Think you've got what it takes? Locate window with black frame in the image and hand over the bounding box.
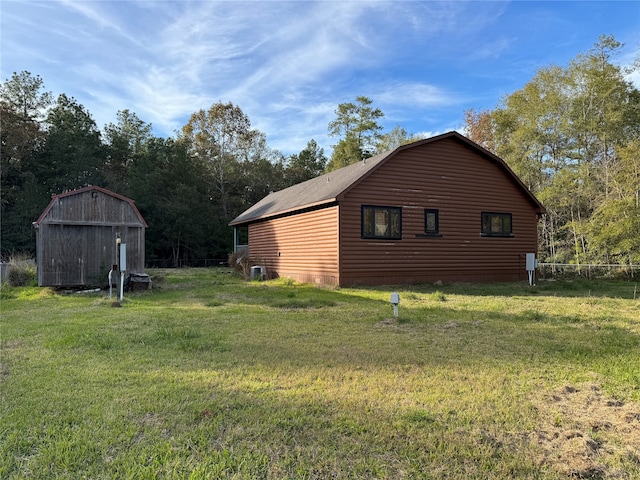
[361,205,402,240]
[481,212,512,236]
[424,209,439,235]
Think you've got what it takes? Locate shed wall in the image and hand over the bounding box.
[36,224,145,287]
[248,206,339,285]
[338,137,540,285]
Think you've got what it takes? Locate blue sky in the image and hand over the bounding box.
[2,1,639,156]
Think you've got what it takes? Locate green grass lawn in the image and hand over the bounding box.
[1,269,639,479]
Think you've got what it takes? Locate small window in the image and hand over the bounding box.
[424,209,439,235]
[481,212,512,236]
[362,205,402,240]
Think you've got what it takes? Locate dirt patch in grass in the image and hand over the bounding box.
[532,383,640,478]
[0,362,9,381]
[438,320,484,329]
[379,317,400,325]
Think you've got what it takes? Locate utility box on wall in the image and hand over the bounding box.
[525,253,537,271]
[119,243,127,272]
[525,253,537,286]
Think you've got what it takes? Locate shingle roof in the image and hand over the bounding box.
[229,131,545,226]
[229,149,389,225]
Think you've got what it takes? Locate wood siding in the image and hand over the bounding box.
[337,137,540,285]
[248,206,339,285]
[35,188,146,287]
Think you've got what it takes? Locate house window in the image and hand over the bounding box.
[362,205,402,239]
[424,209,439,235]
[481,212,512,236]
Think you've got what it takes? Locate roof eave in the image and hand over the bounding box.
[229,198,338,226]
[445,132,546,214]
[229,130,546,225]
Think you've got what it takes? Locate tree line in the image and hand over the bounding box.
[464,35,640,267]
[0,74,413,265]
[2,35,638,267]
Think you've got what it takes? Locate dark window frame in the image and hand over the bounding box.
[481,212,513,237]
[361,205,402,240]
[424,208,440,235]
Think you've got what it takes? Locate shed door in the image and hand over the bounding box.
[40,225,114,287]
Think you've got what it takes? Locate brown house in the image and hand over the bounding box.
[34,186,147,287]
[230,131,545,286]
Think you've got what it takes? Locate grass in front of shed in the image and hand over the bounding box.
[1,270,639,479]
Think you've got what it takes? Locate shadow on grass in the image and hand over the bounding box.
[22,268,637,376]
[97,271,640,373]
[105,284,639,378]
[362,278,640,300]
[3,269,639,479]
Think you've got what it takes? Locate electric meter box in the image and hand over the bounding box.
[120,243,127,272]
[525,253,537,271]
[390,292,400,305]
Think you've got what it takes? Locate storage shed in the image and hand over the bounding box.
[230,131,545,286]
[34,186,147,287]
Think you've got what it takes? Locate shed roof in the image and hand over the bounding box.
[230,131,545,226]
[34,185,148,227]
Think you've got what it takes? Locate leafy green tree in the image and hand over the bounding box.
[325,135,363,171]
[567,36,638,197]
[0,71,52,121]
[0,71,53,254]
[38,94,105,195]
[376,125,424,153]
[181,102,260,220]
[102,109,152,194]
[127,137,216,265]
[286,139,327,184]
[180,102,290,258]
[234,131,287,214]
[586,141,640,264]
[326,96,384,170]
[464,35,640,265]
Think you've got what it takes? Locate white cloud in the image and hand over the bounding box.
[376,82,462,108]
[627,69,640,89]
[3,0,638,157]
[58,0,143,47]
[620,48,640,89]
[123,1,402,144]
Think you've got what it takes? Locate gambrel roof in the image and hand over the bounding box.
[229,131,545,226]
[34,185,148,227]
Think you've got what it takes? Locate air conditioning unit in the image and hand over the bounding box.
[250,265,266,281]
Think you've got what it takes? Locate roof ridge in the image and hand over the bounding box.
[229,131,544,226]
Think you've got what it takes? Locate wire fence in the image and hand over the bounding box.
[538,263,640,280]
[145,259,640,280]
[146,258,229,269]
